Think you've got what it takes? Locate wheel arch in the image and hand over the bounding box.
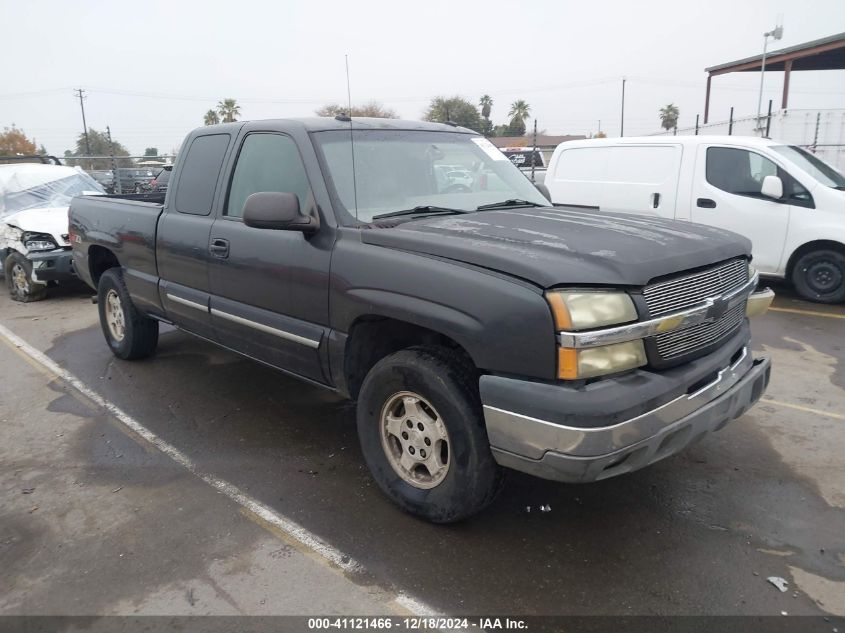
[88,245,121,287]
[342,315,477,401]
[785,239,845,280]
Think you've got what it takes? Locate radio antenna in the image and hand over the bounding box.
[345,54,358,218]
[345,54,353,116]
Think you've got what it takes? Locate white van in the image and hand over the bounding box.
[545,136,845,303]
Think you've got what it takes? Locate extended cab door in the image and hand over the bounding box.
[156,132,233,339]
[690,144,811,274]
[207,130,331,383]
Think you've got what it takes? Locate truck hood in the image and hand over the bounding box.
[362,206,751,287]
[2,206,71,246]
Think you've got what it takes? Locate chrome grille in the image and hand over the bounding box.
[655,304,745,359]
[643,258,748,317]
[644,258,749,361]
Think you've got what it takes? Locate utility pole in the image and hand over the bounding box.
[530,119,538,183]
[74,88,91,157]
[756,23,783,131]
[620,77,626,137]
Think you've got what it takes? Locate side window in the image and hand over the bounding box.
[707,146,814,207]
[706,147,777,198]
[174,134,231,215]
[226,134,314,218]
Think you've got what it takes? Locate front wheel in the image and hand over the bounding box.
[97,268,159,359]
[4,252,47,302]
[356,346,503,523]
[791,249,845,304]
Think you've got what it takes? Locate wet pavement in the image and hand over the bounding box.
[1,279,843,616]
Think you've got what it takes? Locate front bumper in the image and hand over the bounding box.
[481,332,771,483]
[28,248,76,283]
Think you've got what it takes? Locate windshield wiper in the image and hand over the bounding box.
[476,199,547,211]
[372,205,471,220]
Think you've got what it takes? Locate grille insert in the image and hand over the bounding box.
[644,258,749,361]
[643,258,748,317]
[655,304,745,359]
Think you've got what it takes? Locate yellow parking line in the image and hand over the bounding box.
[762,397,845,421]
[769,307,845,320]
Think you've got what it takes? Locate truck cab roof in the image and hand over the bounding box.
[196,117,477,135]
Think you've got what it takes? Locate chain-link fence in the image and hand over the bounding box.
[650,109,845,171]
[60,155,175,194]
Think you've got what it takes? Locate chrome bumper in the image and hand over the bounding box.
[746,287,774,317]
[484,348,771,483]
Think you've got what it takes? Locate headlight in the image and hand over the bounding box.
[547,290,645,380]
[558,340,647,380]
[546,290,638,330]
[23,232,58,252]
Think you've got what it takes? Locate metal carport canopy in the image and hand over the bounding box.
[703,31,845,122]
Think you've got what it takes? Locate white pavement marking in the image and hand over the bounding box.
[0,321,439,616]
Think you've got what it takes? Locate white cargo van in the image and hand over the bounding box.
[546,136,845,303]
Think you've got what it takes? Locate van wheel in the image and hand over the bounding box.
[356,346,503,523]
[791,249,845,304]
[5,252,47,302]
[97,268,159,359]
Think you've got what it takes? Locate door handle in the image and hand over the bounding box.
[696,198,717,209]
[209,238,229,258]
[652,192,661,209]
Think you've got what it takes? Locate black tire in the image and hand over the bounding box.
[356,346,503,523]
[791,248,845,304]
[4,251,47,302]
[97,268,159,360]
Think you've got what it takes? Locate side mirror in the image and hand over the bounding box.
[761,175,783,200]
[534,182,551,203]
[242,192,318,232]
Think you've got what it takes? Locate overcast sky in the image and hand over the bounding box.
[2,0,844,156]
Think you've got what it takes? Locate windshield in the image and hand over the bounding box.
[1,171,105,216]
[313,130,549,223]
[771,145,845,190]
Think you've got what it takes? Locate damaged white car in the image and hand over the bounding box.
[1,163,104,301]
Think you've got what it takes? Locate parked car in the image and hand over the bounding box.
[545,136,845,303]
[1,163,104,301]
[116,168,156,193]
[88,169,115,194]
[149,165,172,194]
[69,118,773,522]
[500,146,547,184]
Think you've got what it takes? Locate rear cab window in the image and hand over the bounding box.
[174,134,231,215]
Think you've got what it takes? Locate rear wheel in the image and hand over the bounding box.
[97,268,159,359]
[791,249,845,304]
[356,346,503,523]
[4,252,47,302]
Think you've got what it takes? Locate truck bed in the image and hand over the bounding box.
[69,194,164,306]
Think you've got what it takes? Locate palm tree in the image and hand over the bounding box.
[659,103,680,133]
[216,98,241,123]
[479,95,494,136]
[479,95,493,120]
[203,109,220,126]
[507,100,531,136]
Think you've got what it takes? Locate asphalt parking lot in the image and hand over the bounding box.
[1,279,843,618]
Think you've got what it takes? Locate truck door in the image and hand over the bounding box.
[207,131,330,383]
[691,145,802,274]
[156,133,232,340]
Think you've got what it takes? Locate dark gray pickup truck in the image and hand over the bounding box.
[69,117,774,522]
